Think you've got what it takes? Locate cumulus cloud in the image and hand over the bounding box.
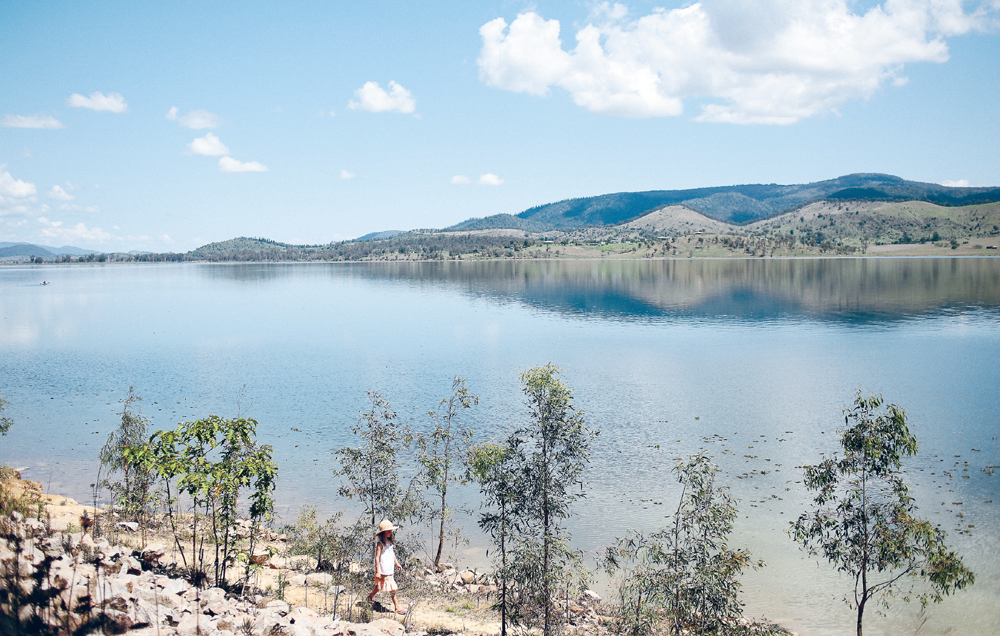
[0,168,37,198]
[340,169,356,179]
[450,175,472,185]
[348,81,416,113]
[478,1,994,123]
[218,156,269,173]
[48,185,75,201]
[67,92,128,113]
[187,133,230,156]
[2,114,65,129]
[38,219,112,242]
[166,106,222,129]
[478,173,504,186]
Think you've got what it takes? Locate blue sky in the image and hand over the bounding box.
[2,0,998,252]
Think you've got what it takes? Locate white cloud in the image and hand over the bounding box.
[166,106,222,129]
[57,204,100,212]
[187,133,230,156]
[66,91,128,113]
[2,114,65,129]
[0,168,37,198]
[941,179,970,187]
[39,220,112,242]
[348,81,416,113]
[451,175,472,185]
[340,169,356,179]
[218,156,269,173]
[17,148,34,158]
[48,185,75,201]
[478,1,994,123]
[478,173,504,186]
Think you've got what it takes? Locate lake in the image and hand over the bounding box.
[1,258,998,636]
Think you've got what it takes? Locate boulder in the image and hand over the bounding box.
[369,618,405,636]
[306,572,333,587]
[264,599,290,615]
[160,577,190,596]
[460,570,476,584]
[117,521,139,532]
[199,587,227,606]
[251,549,270,565]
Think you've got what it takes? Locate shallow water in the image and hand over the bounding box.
[1,258,998,635]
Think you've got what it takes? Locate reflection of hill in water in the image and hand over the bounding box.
[355,259,1000,323]
[199,259,1000,323]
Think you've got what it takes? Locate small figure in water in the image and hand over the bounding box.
[368,519,406,615]
[41,281,49,285]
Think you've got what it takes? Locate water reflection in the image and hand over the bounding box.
[197,258,1000,323]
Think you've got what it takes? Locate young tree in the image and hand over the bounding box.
[415,376,478,570]
[0,393,12,435]
[129,415,278,587]
[471,442,521,636]
[98,386,155,524]
[504,364,596,636]
[790,392,975,636]
[335,391,423,559]
[604,453,760,636]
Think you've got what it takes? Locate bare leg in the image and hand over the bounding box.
[392,590,404,614]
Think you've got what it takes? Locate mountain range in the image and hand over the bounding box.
[0,242,96,259]
[448,173,1000,230]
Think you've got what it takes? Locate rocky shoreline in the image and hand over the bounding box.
[1,474,610,636]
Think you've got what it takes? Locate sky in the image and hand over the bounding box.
[1,0,999,253]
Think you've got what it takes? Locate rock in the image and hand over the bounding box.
[200,587,227,606]
[466,584,480,594]
[306,572,333,587]
[437,562,454,572]
[369,618,406,636]
[460,570,476,584]
[264,599,290,615]
[346,623,388,636]
[141,542,166,558]
[289,573,308,586]
[160,577,190,596]
[582,589,601,603]
[251,549,270,565]
[203,600,229,616]
[117,521,139,532]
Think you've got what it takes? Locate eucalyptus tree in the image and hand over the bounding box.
[98,386,154,524]
[335,391,423,561]
[0,393,12,435]
[492,364,596,636]
[127,415,278,587]
[470,441,520,636]
[415,376,478,570]
[790,392,975,636]
[604,453,760,636]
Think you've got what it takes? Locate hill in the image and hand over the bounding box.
[0,244,56,259]
[448,173,1000,231]
[0,242,96,259]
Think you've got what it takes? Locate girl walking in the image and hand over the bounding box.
[368,519,406,615]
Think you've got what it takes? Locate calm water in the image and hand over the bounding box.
[2,258,999,636]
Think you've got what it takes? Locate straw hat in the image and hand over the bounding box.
[375,519,398,536]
